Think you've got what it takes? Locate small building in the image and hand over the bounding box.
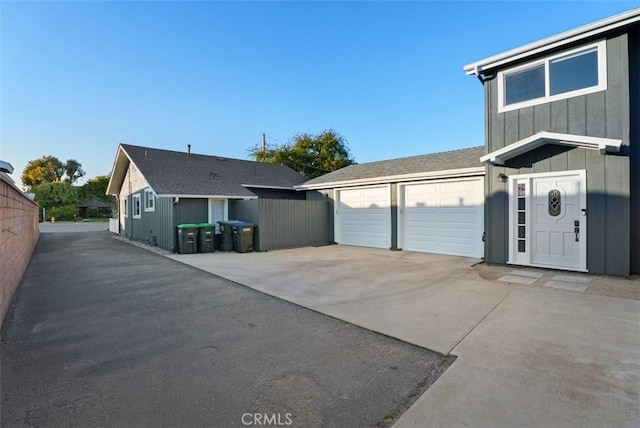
[298,147,487,259]
[77,196,113,219]
[464,9,639,275]
[106,144,308,252]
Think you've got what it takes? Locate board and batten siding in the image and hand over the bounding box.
[629,25,640,274]
[229,199,331,251]
[484,33,632,275]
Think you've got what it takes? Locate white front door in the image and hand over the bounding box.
[509,170,587,271]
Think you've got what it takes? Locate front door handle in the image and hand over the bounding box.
[575,227,580,242]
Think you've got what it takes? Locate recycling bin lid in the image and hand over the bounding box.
[230,221,253,227]
[197,223,217,227]
[217,219,240,225]
[177,223,200,228]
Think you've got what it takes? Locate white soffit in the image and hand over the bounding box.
[480,132,622,165]
[464,8,640,76]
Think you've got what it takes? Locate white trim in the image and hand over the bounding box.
[463,8,640,75]
[157,194,258,200]
[480,132,622,165]
[122,197,128,218]
[241,184,296,190]
[296,167,485,191]
[144,188,156,212]
[397,176,485,258]
[132,194,141,219]
[497,40,607,113]
[507,170,587,272]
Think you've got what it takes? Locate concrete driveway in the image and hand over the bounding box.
[169,245,640,428]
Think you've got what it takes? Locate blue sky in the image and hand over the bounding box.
[1,1,637,189]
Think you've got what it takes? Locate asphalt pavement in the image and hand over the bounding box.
[1,232,452,427]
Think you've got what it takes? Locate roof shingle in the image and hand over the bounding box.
[121,144,307,197]
[301,146,486,187]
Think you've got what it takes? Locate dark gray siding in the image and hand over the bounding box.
[484,33,632,275]
[175,198,208,225]
[390,184,399,250]
[630,25,640,274]
[306,189,335,243]
[229,199,331,251]
[244,187,306,199]
[139,197,175,251]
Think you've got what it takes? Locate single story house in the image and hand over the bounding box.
[106,144,307,251]
[464,8,639,276]
[298,147,487,259]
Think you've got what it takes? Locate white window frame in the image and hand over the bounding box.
[498,40,607,113]
[144,189,155,212]
[122,197,128,218]
[132,194,141,219]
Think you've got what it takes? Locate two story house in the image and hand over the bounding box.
[464,9,639,276]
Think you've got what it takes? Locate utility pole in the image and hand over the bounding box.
[261,133,266,156]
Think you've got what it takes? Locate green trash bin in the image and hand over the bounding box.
[232,222,255,253]
[197,223,216,253]
[177,224,199,254]
[218,220,239,252]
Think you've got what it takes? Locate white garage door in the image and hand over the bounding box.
[401,178,483,258]
[337,186,390,248]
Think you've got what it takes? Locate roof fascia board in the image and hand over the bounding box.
[295,167,485,190]
[464,9,640,75]
[241,184,296,190]
[480,132,622,165]
[106,145,130,196]
[156,194,259,200]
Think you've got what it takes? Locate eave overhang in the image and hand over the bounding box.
[464,8,640,76]
[106,145,131,196]
[480,132,622,166]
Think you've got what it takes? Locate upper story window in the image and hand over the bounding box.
[498,40,607,113]
[144,189,155,212]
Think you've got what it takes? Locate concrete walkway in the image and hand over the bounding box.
[168,245,640,428]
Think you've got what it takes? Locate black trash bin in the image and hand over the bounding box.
[232,222,255,253]
[218,220,239,252]
[177,224,199,254]
[197,223,216,253]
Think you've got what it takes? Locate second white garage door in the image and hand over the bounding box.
[400,178,484,258]
[336,186,391,249]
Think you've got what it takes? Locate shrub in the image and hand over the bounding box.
[48,205,79,221]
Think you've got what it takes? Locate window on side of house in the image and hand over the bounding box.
[123,197,128,217]
[133,194,141,219]
[499,40,606,112]
[144,189,155,212]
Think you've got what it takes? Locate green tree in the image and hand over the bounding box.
[22,156,87,188]
[249,130,355,179]
[78,175,110,202]
[21,156,65,187]
[64,159,85,184]
[32,182,79,209]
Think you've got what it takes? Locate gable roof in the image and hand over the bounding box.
[464,8,640,76]
[106,144,307,198]
[298,146,486,190]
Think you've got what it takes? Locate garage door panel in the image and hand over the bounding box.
[402,179,483,258]
[338,187,390,249]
